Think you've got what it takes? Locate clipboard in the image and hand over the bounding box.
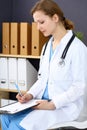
[0,99,39,114]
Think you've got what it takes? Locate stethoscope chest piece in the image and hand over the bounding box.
[58,58,65,67]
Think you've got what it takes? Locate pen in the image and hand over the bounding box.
[15,83,22,96]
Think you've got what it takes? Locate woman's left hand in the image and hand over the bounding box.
[33,100,56,110]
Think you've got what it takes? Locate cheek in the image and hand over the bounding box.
[48,20,56,29]
[47,24,56,34]
[42,21,56,36]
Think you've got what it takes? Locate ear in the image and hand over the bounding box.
[52,14,59,22]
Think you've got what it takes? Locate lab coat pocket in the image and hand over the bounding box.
[53,59,72,81]
[53,65,66,80]
[53,80,72,92]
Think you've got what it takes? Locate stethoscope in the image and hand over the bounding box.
[58,33,75,67]
[43,33,75,67]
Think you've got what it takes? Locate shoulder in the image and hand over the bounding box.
[71,36,87,53]
[70,37,87,63]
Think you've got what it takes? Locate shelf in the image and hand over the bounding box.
[0,54,40,59]
[0,88,18,93]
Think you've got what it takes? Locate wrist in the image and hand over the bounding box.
[49,101,56,110]
[28,93,33,100]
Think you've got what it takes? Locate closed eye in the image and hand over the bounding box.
[40,21,44,24]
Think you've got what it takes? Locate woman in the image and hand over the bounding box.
[1,0,87,130]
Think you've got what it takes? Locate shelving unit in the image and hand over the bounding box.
[0,54,40,59]
[0,54,40,99]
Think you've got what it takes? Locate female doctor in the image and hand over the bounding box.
[1,0,87,130]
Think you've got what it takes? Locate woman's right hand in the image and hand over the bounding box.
[16,92,33,103]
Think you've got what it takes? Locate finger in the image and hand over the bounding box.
[36,100,43,104]
[33,103,41,109]
[33,103,40,108]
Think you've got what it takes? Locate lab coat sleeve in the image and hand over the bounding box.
[52,40,87,109]
[27,79,43,98]
[27,44,47,98]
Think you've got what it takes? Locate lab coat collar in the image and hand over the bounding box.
[51,30,73,47]
[43,30,74,63]
[61,30,74,46]
[49,30,74,62]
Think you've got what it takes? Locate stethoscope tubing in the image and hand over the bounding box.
[42,33,75,67]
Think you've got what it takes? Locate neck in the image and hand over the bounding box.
[53,27,67,43]
[52,25,67,50]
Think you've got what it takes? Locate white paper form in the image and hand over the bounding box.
[0,99,16,107]
[0,99,39,114]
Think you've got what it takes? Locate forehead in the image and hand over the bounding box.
[33,11,50,22]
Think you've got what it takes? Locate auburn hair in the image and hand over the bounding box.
[31,0,74,30]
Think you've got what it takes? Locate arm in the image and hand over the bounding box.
[27,43,48,98]
[52,40,87,109]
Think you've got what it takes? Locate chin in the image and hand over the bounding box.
[43,33,50,37]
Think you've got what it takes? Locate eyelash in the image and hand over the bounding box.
[40,21,44,24]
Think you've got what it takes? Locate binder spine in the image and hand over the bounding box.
[8,58,18,90]
[31,22,49,56]
[2,22,10,54]
[10,23,20,55]
[20,22,31,55]
[0,58,9,89]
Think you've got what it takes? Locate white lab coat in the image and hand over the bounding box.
[20,30,87,130]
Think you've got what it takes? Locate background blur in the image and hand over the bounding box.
[0,0,87,53]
